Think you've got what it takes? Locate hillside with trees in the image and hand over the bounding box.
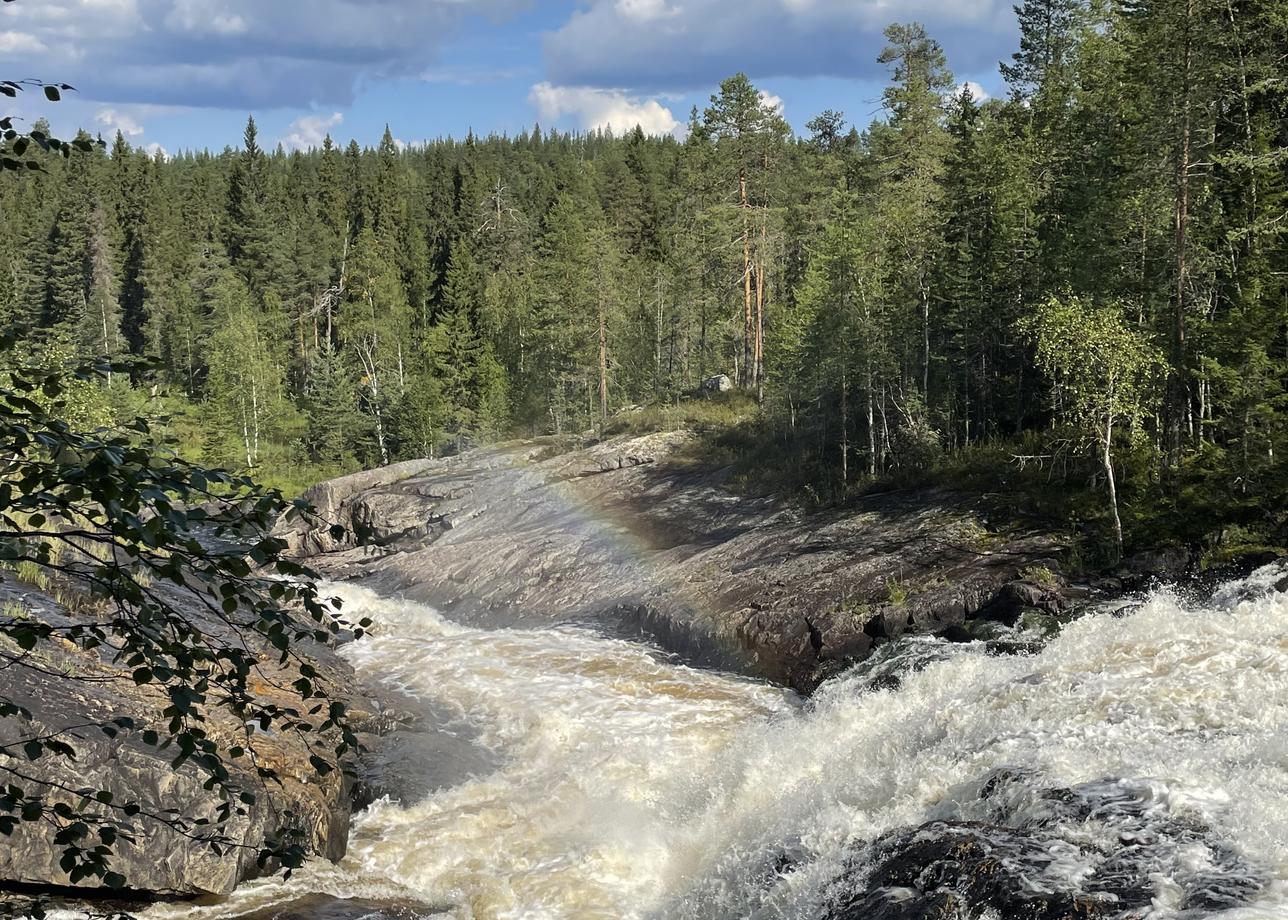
[2,0,1285,563]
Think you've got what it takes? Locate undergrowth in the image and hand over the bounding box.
[601,397,1287,575]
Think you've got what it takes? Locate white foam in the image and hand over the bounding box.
[150,566,1288,920]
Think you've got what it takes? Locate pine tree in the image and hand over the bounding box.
[703,74,790,392]
[872,23,953,406]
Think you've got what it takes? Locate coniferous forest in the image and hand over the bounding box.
[2,0,1285,559]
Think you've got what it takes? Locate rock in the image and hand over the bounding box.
[1122,545,1192,580]
[974,579,1069,625]
[1017,608,1063,638]
[699,374,734,396]
[274,459,440,555]
[0,582,363,899]
[824,771,1264,920]
[284,434,1071,692]
[830,822,1119,920]
[239,895,439,920]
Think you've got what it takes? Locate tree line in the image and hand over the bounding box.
[1,0,1284,552]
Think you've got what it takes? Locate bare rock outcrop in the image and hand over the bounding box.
[0,580,386,900]
[280,433,1069,691]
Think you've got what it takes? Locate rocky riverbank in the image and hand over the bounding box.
[0,576,396,904]
[278,431,1085,692]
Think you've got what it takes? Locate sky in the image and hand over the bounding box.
[2,0,1020,157]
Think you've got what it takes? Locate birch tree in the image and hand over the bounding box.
[1020,296,1165,555]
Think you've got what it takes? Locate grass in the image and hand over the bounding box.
[1019,564,1059,587]
[13,560,50,592]
[831,594,874,623]
[253,459,364,499]
[885,576,909,606]
[604,392,761,439]
[1,600,31,621]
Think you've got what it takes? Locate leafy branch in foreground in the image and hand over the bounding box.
[0,337,366,912]
[1,0,102,172]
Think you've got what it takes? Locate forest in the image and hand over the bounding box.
[1,0,1285,561]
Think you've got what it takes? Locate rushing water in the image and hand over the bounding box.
[152,565,1288,920]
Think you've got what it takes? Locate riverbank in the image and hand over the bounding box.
[0,574,398,907]
[277,431,1109,691]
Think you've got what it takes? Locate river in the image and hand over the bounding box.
[151,565,1288,919]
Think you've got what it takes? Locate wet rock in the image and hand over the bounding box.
[824,771,1265,920]
[975,579,1069,625]
[1017,608,1064,638]
[239,895,441,920]
[831,822,1120,920]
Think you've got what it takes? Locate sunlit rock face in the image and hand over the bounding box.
[279,433,1069,690]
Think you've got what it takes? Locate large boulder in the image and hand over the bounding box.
[699,374,734,397]
[825,771,1264,920]
[274,459,439,556]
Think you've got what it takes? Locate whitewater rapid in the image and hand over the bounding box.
[157,566,1288,919]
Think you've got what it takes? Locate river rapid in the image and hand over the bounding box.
[153,565,1288,919]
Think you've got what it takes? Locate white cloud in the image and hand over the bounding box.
[279,111,344,151]
[759,90,784,116]
[165,0,248,35]
[529,82,681,137]
[141,141,169,159]
[959,80,989,101]
[0,0,531,108]
[0,30,47,54]
[95,107,145,136]
[615,0,680,22]
[544,0,1016,91]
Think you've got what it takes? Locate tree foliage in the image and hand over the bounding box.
[0,2,1282,554]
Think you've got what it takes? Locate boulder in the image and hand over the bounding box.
[699,374,734,397]
[974,579,1069,625]
[825,771,1264,920]
[1122,545,1192,581]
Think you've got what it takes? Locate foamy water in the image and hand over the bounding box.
[152,565,1288,919]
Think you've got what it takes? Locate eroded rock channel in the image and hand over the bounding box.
[278,432,1074,691]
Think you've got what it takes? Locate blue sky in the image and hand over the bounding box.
[2,0,1019,156]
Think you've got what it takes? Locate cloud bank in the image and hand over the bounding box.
[543,0,1015,91]
[529,82,681,136]
[279,111,344,151]
[0,0,530,108]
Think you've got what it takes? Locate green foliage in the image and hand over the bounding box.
[1018,295,1166,447]
[603,393,759,439]
[0,0,1281,564]
[885,577,910,607]
[1019,564,1059,587]
[0,341,363,897]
